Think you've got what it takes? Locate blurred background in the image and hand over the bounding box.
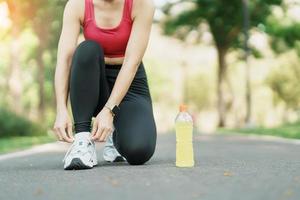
[0,0,300,153]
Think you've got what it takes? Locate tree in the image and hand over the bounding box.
[265,1,300,56]
[267,61,300,112]
[4,0,28,114]
[264,1,300,120]
[1,0,66,124]
[30,0,66,121]
[2,0,45,114]
[161,0,282,127]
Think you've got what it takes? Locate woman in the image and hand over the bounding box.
[53,0,157,170]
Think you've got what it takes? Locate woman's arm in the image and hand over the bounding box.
[55,0,81,112]
[105,0,155,107]
[91,0,155,141]
[53,0,82,143]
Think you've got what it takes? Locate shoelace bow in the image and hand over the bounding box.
[63,137,94,162]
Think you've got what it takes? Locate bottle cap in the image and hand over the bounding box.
[179,104,187,112]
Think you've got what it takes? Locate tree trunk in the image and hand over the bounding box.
[8,30,22,114]
[245,56,252,125]
[243,0,252,126]
[36,49,45,121]
[32,4,52,122]
[7,1,22,114]
[217,46,228,127]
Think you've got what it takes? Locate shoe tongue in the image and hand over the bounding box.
[75,132,90,139]
[74,132,91,146]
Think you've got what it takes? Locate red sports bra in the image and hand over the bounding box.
[82,0,133,58]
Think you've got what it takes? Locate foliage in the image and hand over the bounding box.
[144,58,175,105]
[264,3,300,56]
[162,0,282,50]
[220,121,300,139]
[161,0,283,127]
[186,71,213,110]
[266,61,300,110]
[0,0,67,125]
[0,136,55,154]
[0,108,46,137]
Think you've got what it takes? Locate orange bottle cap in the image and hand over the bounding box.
[179,104,187,112]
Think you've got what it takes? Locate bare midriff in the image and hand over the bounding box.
[104,56,125,65]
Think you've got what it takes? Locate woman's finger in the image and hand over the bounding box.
[91,120,98,137]
[58,127,67,142]
[59,127,73,143]
[92,125,104,141]
[53,128,63,141]
[99,127,111,142]
[67,124,74,142]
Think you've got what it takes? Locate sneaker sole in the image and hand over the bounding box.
[114,156,126,162]
[64,158,93,170]
[105,156,126,163]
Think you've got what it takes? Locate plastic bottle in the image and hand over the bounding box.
[175,104,195,167]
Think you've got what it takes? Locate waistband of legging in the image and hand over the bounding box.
[105,61,144,69]
[105,64,122,69]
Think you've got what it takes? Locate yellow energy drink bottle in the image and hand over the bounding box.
[175,104,195,167]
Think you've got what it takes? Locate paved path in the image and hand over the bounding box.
[0,133,300,200]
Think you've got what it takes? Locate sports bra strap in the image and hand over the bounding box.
[125,0,133,20]
[84,0,93,22]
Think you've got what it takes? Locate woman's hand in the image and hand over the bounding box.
[91,107,114,142]
[53,109,74,143]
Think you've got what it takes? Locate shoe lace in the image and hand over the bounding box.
[63,137,94,163]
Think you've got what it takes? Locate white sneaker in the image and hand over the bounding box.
[103,126,126,162]
[63,132,97,170]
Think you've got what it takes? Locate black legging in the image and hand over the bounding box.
[69,40,157,165]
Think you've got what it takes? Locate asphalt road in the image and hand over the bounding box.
[0,133,300,200]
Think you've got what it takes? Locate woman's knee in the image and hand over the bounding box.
[73,40,104,65]
[123,143,155,165]
[114,100,157,165]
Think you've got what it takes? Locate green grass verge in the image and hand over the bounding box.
[0,136,56,154]
[218,121,300,139]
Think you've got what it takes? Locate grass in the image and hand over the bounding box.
[218,121,300,139]
[0,136,56,155]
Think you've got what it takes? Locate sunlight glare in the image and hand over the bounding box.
[0,2,12,29]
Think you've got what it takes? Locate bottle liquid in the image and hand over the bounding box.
[175,104,195,167]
